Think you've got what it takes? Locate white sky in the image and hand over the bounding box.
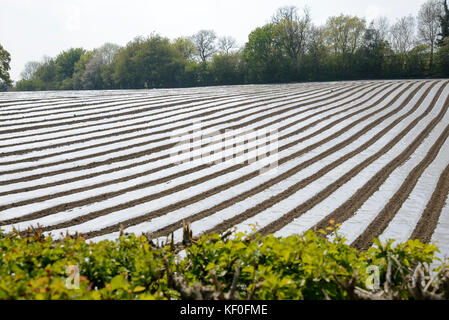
[1,0,428,81]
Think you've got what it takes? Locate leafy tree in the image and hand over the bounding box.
[72,51,95,89]
[436,0,449,76]
[436,37,449,75]
[0,44,12,90]
[82,55,107,89]
[303,25,329,81]
[404,44,429,77]
[13,4,449,92]
[438,0,449,44]
[16,56,58,91]
[96,43,121,89]
[15,79,37,91]
[324,14,366,77]
[208,52,244,85]
[59,78,74,90]
[113,35,186,89]
[243,24,286,83]
[55,48,86,87]
[183,61,210,87]
[325,15,366,56]
[73,43,120,90]
[357,23,390,79]
[371,16,390,42]
[16,57,55,91]
[173,37,197,61]
[271,6,311,80]
[418,0,443,74]
[390,16,416,57]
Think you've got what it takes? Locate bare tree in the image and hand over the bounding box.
[306,25,326,53]
[325,14,366,56]
[418,0,443,72]
[390,16,416,56]
[75,43,120,89]
[191,30,217,62]
[272,6,304,24]
[218,36,237,55]
[371,16,390,42]
[80,55,103,89]
[20,61,41,80]
[272,6,312,61]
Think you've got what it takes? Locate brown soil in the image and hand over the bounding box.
[411,161,449,243]
[305,82,449,250]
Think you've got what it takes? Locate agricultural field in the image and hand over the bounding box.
[1,79,449,260]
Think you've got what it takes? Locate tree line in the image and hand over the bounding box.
[1,0,448,92]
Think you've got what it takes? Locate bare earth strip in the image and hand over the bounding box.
[162,81,429,238]
[410,160,449,243]
[256,81,446,235]
[309,82,449,243]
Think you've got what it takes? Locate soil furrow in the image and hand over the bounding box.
[0,94,202,121]
[0,85,305,113]
[260,82,448,240]
[0,90,264,116]
[0,94,241,134]
[0,91,160,108]
[156,81,433,238]
[0,93,212,114]
[0,86,343,159]
[410,162,449,243]
[350,94,449,249]
[0,86,298,111]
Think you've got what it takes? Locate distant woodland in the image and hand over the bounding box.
[1,0,449,91]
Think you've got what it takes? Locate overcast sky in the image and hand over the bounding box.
[1,0,428,82]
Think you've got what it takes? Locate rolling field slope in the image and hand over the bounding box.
[1,80,449,259]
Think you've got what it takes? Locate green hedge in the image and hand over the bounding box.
[0,226,448,300]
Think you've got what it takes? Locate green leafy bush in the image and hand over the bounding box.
[0,226,447,300]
